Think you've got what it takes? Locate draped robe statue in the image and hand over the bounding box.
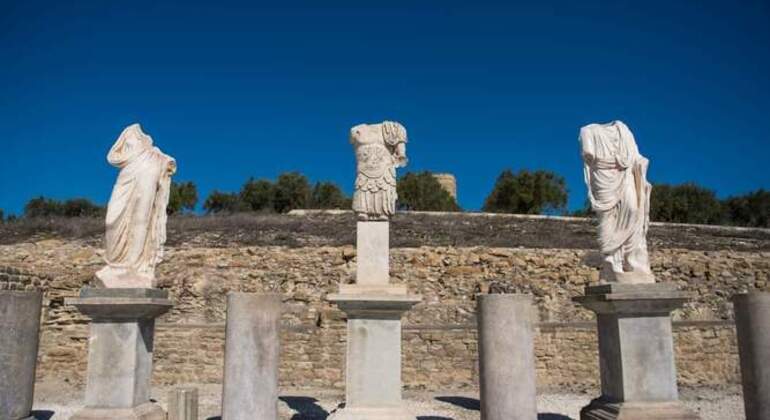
[579,121,654,284]
[350,121,408,221]
[95,124,176,288]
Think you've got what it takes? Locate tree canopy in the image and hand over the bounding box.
[24,196,103,218]
[650,183,723,225]
[397,171,460,212]
[482,169,567,215]
[273,172,312,213]
[309,182,351,209]
[240,178,275,212]
[168,181,198,215]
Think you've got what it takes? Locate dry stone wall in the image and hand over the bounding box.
[0,213,767,391]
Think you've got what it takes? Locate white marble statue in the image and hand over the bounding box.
[579,120,654,283]
[95,124,176,288]
[350,121,408,221]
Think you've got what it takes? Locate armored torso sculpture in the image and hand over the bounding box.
[95,123,176,288]
[350,121,408,220]
[579,120,653,284]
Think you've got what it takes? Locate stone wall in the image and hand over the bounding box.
[0,212,767,391]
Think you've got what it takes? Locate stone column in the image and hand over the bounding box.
[328,220,421,420]
[477,294,537,420]
[66,288,172,420]
[221,293,281,420]
[733,292,770,420]
[168,387,198,420]
[574,283,700,420]
[0,290,43,420]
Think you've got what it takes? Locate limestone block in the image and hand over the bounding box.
[356,221,390,286]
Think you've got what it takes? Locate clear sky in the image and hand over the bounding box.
[2,0,769,215]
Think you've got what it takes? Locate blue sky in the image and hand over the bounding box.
[1,0,769,215]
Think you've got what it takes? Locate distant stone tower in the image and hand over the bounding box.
[432,173,457,200]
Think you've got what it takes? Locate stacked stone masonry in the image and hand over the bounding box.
[0,213,767,391]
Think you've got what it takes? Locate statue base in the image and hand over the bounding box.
[574,283,700,420]
[327,292,421,420]
[581,398,700,420]
[66,288,172,420]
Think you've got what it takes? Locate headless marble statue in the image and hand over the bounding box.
[95,124,176,288]
[350,121,408,221]
[579,120,654,284]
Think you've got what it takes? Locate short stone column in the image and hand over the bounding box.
[733,292,770,420]
[221,293,281,420]
[573,283,700,420]
[168,387,198,420]
[66,288,172,420]
[477,294,537,420]
[0,290,43,420]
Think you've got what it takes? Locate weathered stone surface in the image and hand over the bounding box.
[67,288,172,419]
[356,221,390,286]
[0,215,766,391]
[328,294,420,420]
[0,291,42,420]
[580,399,700,420]
[579,120,653,283]
[97,123,176,288]
[576,284,700,419]
[168,387,198,420]
[477,294,537,420]
[69,402,166,420]
[733,292,770,420]
[222,293,281,420]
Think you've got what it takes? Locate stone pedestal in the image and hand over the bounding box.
[221,293,281,420]
[573,283,700,420]
[477,294,537,420]
[733,292,770,420]
[327,294,421,420]
[66,288,172,420]
[0,290,43,420]
[328,220,421,420]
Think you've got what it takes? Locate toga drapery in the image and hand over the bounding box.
[96,124,176,287]
[580,120,651,274]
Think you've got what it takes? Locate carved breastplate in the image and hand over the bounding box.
[356,143,391,179]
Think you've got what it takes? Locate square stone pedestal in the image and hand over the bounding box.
[327,293,421,420]
[573,283,700,420]
[66,288,172,420]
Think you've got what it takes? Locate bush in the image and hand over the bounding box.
[482,169,567,214]
[309,182,351,209]
[240,178,275,212]
[723,189,770,228]
[168,181,198,215]
[650,183,724,225]
[203,191,247,214]
[397,171,460,212]
[273,172,311,213]
[24,196,103,218]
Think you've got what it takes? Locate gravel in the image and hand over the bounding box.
[31,381,745,420]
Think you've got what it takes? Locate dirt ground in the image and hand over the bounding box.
[30,381,745,420]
